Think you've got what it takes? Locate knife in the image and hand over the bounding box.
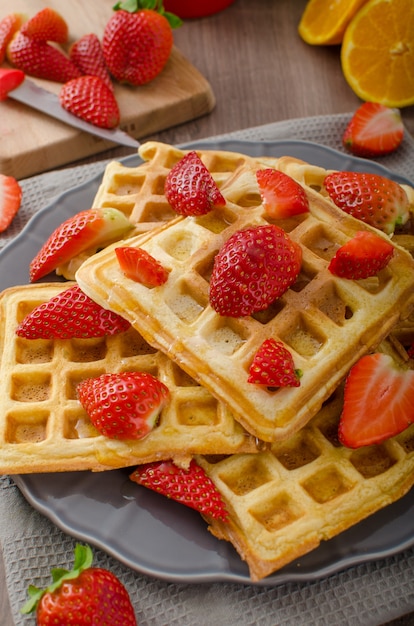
[3,70,140,149]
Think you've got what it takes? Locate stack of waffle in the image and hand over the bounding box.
[2,141,414,581]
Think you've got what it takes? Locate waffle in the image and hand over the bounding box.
[76,142,414,442]
[196,339,414,581]
[0,283,258,474]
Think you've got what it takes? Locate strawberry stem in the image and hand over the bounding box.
[112,0,182,27]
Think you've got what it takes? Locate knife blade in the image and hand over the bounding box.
[8,77,140,149]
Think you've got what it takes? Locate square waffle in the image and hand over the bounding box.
[0,283,257,474]
[76,142,414,442]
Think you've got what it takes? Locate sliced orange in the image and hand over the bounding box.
[298,0,369,45]
[341,0,414,107]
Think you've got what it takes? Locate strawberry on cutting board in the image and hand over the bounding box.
[0,173,22,233]
[116,246,169,286]
[19,7,69,44]
[130,459,228,521]
[59,75,120,129]
[328,230,394,280]
[0,67,25,100]
[343,102,404,158]
[256,168,310,219]
[339,352,414,448]
[0,12,24,64]
[70,33,113,89]
[21,543,137,625]
[78,371,170,440]
[248,338,301,387]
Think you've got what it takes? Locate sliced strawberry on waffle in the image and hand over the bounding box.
[248,338,301,387]
[115,246,169,287]
[328,231,394,280]
[256,168,309,219]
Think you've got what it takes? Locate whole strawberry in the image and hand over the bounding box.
[21,543,137,625]
[102,0,181,86]
[209,224,302,317]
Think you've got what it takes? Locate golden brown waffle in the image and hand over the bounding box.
[76,143,414,442]
[0,283,258,474]
[197,340,414,581]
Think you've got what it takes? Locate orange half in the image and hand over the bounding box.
[298,0,369,45]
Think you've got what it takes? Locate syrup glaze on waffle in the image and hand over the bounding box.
[0,283,257,474]
[77,142,414,443]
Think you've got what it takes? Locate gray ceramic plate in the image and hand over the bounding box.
[4,140,414,585]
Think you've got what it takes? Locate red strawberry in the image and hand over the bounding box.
[70,33,113,90]
[116,246,169,286]
[248,338,301,387]
[102,1,179,86]
[165,151,226,216]
[7,32,81,83]
[209,224,302,317]
[130,459,228,521]
[20,7,68,44]
[0,67,25,100]
[343,102,404,158]
[338,352,414,448]
[77,371,169,439]
[59,75,120,129]
[21,543,137,625]
[29,207,132,282]
[0,12,24,64]
[328,230,394,280]
[0,174,22,233]
[256,168,310,219]
[16,284,130,339]
[324,171,409,235]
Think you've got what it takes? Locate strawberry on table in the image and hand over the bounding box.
[248,338,301,387]
[59,75,120,129]
[29,207,132,282]
[70,33,113,90]
[324,171,410,235]
[0,12,24,64]
[16,284,131,339]
[165,150,226,216]
[0,68,25,100]
[21,543,137,625]
[116,246,169,286]
[339,352,414,448]
[209,224,302,317]
[328,230,394,280]
[256,168,310,219]
[130,459,228,521]
[0,173,22,233]
[19,7,68,44]
[78,371,170,440]
[343,102,404,158]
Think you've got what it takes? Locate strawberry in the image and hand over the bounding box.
[59,75,120,129]
[338,352,414,448]
[324,171,409,235]
[256,168,309,219]
[7,32,81,83]
[0,174,22,233]
[70,33,113,90]
[165,151,226,216]
[16,284,130,339]
[20,7,68,44]
[343,102,404,158]
[0,12,24,64]
[130,459,228,521]
[0,67,24,100]
[21,543,137,625]
[77,371,169,439]
[209,224,302,317]
[248,338,301,387]
[116,246,169,286]
[328,230,394,280]
[29,207,132,282]
[102,1,180,86]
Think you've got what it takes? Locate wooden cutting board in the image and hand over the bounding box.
[0,0,215,179]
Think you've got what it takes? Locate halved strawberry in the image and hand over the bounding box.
[338,352,414,448]
[70,33,113,90]
[59,75,120,130]
[130,459,228,521]
[256,168,309,219]
[165,151,226,216]
[115,246,169,286]
[248,338,301,387]
[0,68,25,100]
[343,102,404,158]
[20,7,68,44]
[16,284,130,339]
[0,174,22,233]
[324,171,409,235]
[29,207,132,282]
[0,12,24,64]
[328,230,394,280]
[77,371,170,440]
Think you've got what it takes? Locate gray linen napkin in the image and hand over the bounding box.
[2,114,414,626]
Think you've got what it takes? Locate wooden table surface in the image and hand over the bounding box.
[1,1,413,623]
